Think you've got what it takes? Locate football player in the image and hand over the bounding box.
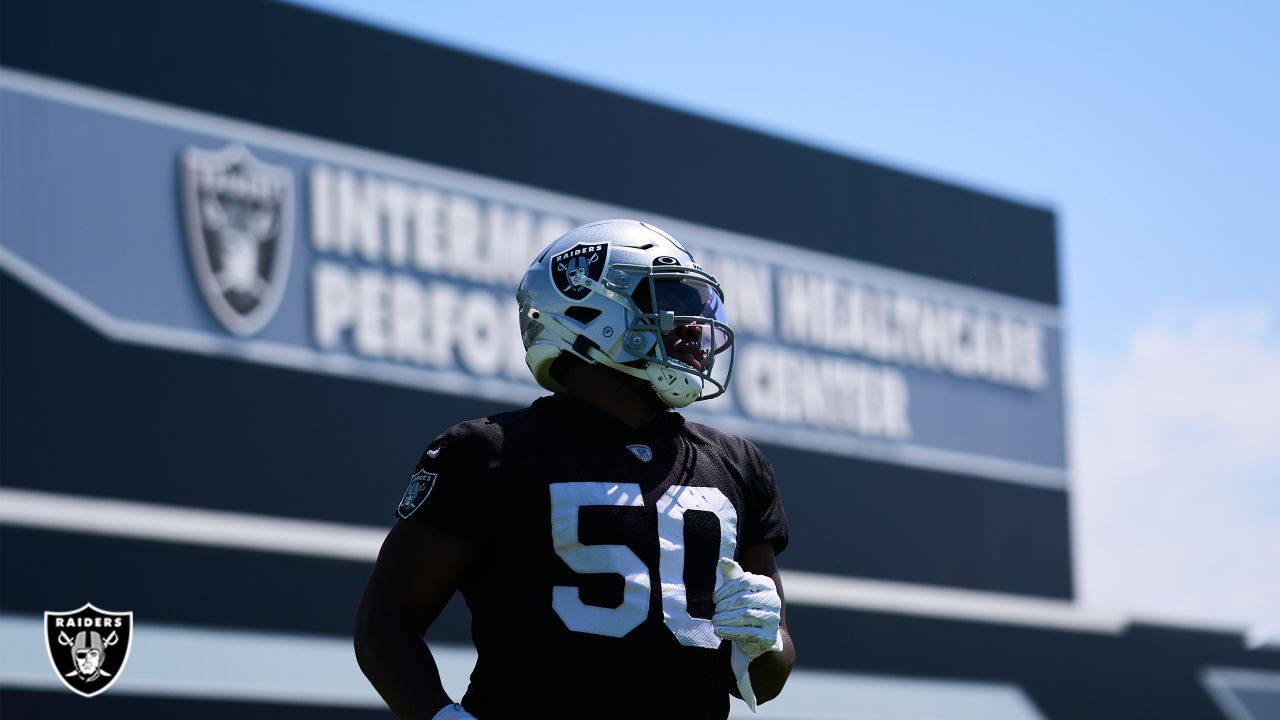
[355,219,794,719]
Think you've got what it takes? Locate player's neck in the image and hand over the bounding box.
[562,363,666,429]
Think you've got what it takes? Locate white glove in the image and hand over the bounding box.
[714,557,784,712]
[431,702,478,720]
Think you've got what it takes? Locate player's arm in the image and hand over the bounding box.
[737,541,794,704]
[354,519,478,719]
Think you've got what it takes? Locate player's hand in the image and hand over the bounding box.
[714,557,783,657]
[715,557,784,712]
[431,702,478,720]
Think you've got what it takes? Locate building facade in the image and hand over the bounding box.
[1,1,1275,718]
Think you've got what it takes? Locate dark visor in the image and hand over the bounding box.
[634,278,722,317]
[633,277,732,356]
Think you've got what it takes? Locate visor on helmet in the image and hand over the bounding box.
[634,276,731,345]
[630,275,734,398]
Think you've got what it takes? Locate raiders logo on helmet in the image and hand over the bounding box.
[44,603,134,698]
[549,242,608,301]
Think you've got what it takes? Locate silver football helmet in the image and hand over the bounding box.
[517,219,734,408]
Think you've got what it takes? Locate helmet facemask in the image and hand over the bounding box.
[592,264,734,407]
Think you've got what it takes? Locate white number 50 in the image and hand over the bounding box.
[549,482,738,648]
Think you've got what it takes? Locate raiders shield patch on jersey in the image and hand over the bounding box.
[398,469,438,519]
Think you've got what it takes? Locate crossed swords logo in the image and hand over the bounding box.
[180,143,294,337]
[550,243,607,301]
[557,252,599,289]
[44,604,133,697]
[55,629,120,681]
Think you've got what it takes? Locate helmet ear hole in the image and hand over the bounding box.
[564,306,602,324]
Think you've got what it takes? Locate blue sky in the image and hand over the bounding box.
[288,0,1280,631]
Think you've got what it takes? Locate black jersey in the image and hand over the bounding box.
[394,393,788,720]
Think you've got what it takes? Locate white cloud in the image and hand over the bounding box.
[1071,307,1280,632]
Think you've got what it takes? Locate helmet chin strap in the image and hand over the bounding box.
[526,307,703,408]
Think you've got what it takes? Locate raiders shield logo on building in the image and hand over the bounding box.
[550,242,608,301]
[181,143,294,336]
[44,603,134,698]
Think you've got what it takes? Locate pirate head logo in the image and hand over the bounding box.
[397,469,438,519]
[44,603,133,697]
[550,242,608,301]
[181,143,294,337]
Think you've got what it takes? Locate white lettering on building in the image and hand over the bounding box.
[310,166,572,284]
[306,163,1056,448]
[309,166,574,381]
[736,345,911,440]
[777,270,1046,390]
